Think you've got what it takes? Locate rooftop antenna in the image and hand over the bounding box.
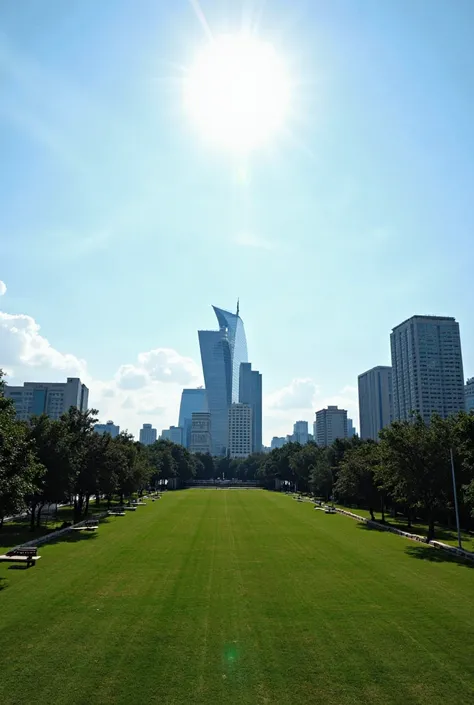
[236,297,240,317]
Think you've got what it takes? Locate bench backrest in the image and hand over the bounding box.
[85,519,98,526]
[7,547,37,557]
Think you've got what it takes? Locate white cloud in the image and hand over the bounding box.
[234,232,275,250]
[263,380,359,443]
[266,378,319,410]
[0,310,86,379]
[0,281,6,296]
[0,301,202,438]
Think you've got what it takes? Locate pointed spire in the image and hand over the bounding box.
[236,297,240,317]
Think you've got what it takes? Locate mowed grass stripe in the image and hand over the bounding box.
[1,490,474,705]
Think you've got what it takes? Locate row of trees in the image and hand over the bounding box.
[3,367,474,539]
[256,413,474,540]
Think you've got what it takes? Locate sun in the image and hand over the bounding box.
[183,33,291,153]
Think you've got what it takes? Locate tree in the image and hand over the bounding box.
[194,453,215,480]
[379,414,453,540]
[309,451,333,500]
[290,443,321,493]
[0,371,43,528]
[335,442,383,521]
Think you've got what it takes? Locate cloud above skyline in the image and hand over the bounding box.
[0,280,7,296]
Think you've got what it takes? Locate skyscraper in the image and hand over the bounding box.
[239,362,262,452]
[161,426,183,444]
[347,418,356,438]
[465,378,474,413]
[391,315,465,423]
[178,388,207,448]
[190,412,212,454]
[4,377,88,421]
[315,406,347,446]
[358,366,392,440]
[199,304,248,455]
[293,420,309,444]
[95,420,120,438]
[139,423,157,445]
[228,403,252,458]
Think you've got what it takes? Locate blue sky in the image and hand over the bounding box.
[1,0,474,442]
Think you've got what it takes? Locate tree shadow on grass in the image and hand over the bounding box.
[356,521,396,534]
[405,544,474,569]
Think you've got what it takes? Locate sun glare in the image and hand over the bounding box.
[184,34,291,153]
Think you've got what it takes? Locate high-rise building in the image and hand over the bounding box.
[315,406,348,446]
[178,388,207,448]
[465,378,474,413]
[271,436,286,450]
[293,420,309,445]
[239,362,262,452]
[347,418,356,438]
[391,315,465,423]
[190,411,212,454]
[139,423,157,445]
[358,366,392,440]
[312,420,317,443]
[95,420,120,438]
[199,304,248,455]
[161,426,184,445]
[4,377,88,421]
[228,403,252,458]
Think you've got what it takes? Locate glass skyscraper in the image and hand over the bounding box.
[178,388,208,448]
[239,362,262,452]
[198,304,248,456]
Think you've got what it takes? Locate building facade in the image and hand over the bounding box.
[358,366,392,440]
[190,412,212,454]
[315,406,348,447]
[271,436,286,450]
[347,418,356,438]
[94,420,120,438]
[199,304,248,456]
[178,388,207,448]
[239,362,262,452]
[391,316,465,423]
[139,423,157,445]
[161,426,184,445]
[4,377,88,421]
[466,378,474,413]
[228,403,252,458]
[293,420,309,445]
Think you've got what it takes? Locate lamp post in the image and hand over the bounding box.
[450,448,462,550]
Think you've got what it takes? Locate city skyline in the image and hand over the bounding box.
[2,2,474,444]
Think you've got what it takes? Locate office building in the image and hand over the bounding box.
[315,406,348,447]
[139,423,157,445]
[178,388,207,448]
[4,377,88,421]
[358,366,392,440]
[347,418,356,438]
[95,420,120,438]
[466,378,474,413]
[228,403,252,458]
[271,436,286,450]
[239,362,262,452]
[391,315,465,423]
[199,304,248,455]
[190,412,212,454]
[161,426,184,445]
[293,420,309,445]
[312,421,317,443]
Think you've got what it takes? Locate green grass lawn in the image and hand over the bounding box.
[1,490,474,705]
[334,503,474,552]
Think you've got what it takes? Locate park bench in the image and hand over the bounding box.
[123,506,137,511]
[108,509,126,516]
[0,547,41,567]
[72,518,99,531]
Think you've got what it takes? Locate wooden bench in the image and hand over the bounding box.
[72,518,99,531]
[0,547,41,567]
[108,510,126,516]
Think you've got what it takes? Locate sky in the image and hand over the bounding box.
[1,0,474,444]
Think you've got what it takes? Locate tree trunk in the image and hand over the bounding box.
[107,495,111,509]
[0,516,4,529]
[85,494,90,516]
[406,509,412,528]
[30,503,37,531]
[95,494,100,507]
[380,496,385,523]
[119,493,124,506]
[36,503,44,528]
[427,516,436,542]
[369,507,375,521]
